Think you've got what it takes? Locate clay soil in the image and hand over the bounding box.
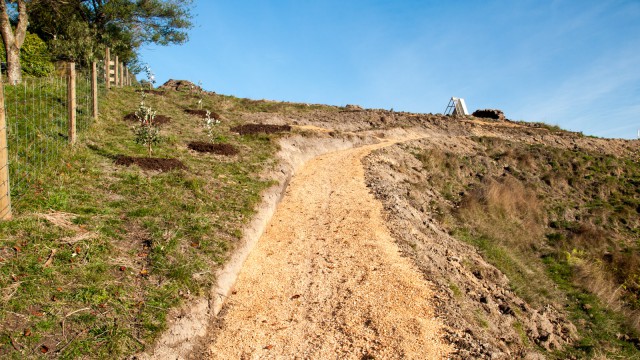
[205,137,451,359]
[114,155,186,171]
[230,124,291,135]
[187,141,238,155]
[184,109,221,120]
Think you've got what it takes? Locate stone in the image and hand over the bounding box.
[473,109,506,120]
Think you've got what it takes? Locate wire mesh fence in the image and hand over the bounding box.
[0,60,113,213]
[4,75,69,202]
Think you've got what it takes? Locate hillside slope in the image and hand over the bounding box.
[1,81,638,359]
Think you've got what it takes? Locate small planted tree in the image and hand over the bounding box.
[134,93,160,156]
[203,110,220,143]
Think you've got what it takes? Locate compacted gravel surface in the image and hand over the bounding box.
[207,138,451,359]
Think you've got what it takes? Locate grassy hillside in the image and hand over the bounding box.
[0,86,334,358]
[408,135,640,358]
[1,81,638,359]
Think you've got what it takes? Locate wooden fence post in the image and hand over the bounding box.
[0,71,12,220]
[67,62,77,144]
[105,47,111,90]
[114,56,119,88]
[92,61,98,119]
[119,63,124,87]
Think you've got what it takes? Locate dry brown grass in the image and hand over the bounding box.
[573,258,640,330]
[459,177,544,251]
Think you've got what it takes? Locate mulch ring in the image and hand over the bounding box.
[184,109,221,120]
[123,113,172,125]
[115,155,186,171]
[230,124,291,135]
[187,141,239,155]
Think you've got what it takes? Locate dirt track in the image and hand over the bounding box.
[207,138,451,359]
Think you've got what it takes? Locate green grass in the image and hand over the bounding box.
[4,73,97,202]
[0,86,281,358]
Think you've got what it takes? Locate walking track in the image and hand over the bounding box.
[207,138,451,359]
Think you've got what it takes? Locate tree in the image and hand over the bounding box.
[0,0,28,84]
[28,0,193,69]
[0,31,54,76]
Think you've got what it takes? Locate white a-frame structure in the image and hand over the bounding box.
[444,97,469,117]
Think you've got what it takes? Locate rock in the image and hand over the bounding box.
[473,109,506,120]
[345,104,363,111]
[160,79,203,92]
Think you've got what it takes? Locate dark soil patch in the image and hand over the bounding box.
[230,124,291,135]
[135,89,166,96]
[153,115,171,125]
[123,113,137,121]
[114,155,186,171]
[187,141,239,155]
[184,109,221,120]
[123,113,171,125]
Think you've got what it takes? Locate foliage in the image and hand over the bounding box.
[48,19,100,64]
[134,93,160,156]
[203,110,220,142]
[0,31,54,77]
[27,0,194,68]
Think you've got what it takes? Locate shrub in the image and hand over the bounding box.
[0,32,54,77]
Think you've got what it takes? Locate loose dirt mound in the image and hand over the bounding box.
[114,156,186,171]
[123,113,171,125]
[184,109,221,119]
[187,142,238,155]
[230,124,291,135]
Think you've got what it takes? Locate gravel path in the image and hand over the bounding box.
[207,138,451,359]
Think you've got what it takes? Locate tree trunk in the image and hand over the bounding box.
[5,46,21,84]
[0,0,28,85]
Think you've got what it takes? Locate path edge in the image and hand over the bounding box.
[135,131,386,359]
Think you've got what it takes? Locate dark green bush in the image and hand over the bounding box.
[0,31,54,77]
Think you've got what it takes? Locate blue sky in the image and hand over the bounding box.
[140,0,640,139]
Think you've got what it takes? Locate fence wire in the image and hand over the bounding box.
[4,76,68,202]
[2,63,109,207]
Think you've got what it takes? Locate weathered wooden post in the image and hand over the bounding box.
[105,47,111,90]
[114,55,119,88]
[120,62,124,87]
[92,61,98,119]
[0,71,12,220]
[67,62,77,144]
